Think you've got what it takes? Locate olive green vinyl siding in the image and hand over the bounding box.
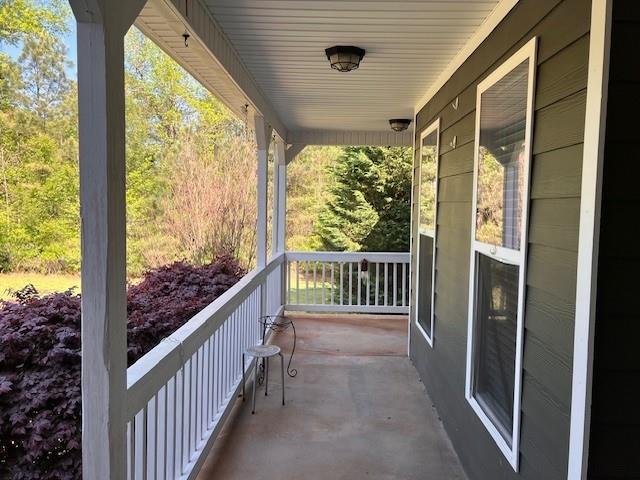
[588,1,640,477]
[409,0,590,478]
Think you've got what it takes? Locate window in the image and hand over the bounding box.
[465,38,536,470]
[415,119,439,345]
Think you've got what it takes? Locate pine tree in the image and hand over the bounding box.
[315,146,412,252]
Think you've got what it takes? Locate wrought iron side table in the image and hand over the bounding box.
[242,344,284,414]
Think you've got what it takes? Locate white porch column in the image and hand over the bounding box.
[254,115,272,321]
[254,115,272,269]
[273,139,287,254]
[69,1,145,478]
[274,140,287,306]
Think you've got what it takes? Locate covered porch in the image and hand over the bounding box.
[66,0,613,479]
[70,0,432,477]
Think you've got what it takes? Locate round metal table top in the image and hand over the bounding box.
[244,344,281,358]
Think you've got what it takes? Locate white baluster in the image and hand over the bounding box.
[375,263,380,306]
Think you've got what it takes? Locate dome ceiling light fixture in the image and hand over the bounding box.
[389,119,412,132]
[325,46,366,72]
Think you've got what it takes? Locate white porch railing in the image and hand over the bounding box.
[124,251,408,479]
[285,251,410,314]
[125,253,284,480]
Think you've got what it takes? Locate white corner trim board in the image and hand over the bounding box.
[567,0,612,478]
[414,0,520,113]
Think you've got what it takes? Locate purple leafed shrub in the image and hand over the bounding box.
[0,256,245,479]
[126,256,245,365]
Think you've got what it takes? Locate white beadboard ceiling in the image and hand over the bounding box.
[202,0,501,132]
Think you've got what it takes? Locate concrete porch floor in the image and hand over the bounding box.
[197,314,467,480]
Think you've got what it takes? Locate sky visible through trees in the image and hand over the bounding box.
[0,0,412,293]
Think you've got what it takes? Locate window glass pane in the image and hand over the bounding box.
[473,253,519,444]
[417,233,434,336]
[419,130,438,233]
[476,60,529,250]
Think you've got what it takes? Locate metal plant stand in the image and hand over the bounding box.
[241,315,297,414]
[259,315,298,378]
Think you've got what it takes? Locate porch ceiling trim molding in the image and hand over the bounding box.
[414,0,519,113]
[287,129,413,147]
[136,0,288,139]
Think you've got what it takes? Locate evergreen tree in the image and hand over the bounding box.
[315,146,412,252]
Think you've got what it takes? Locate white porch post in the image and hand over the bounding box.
[280,144,305,308]
[274,139,287,254]
[254,115,272,321]
[274,140,287,306]
[254,115,272,269]
[69,1,145,478]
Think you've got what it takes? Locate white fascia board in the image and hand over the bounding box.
[136,0,288,140]
[414,0,519,114]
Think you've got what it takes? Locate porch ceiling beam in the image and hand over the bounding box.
[287,129,413,147]
[70,0,146,32]
[136,0,288,139]
[285,143,306,166]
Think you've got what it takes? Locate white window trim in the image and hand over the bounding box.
[464,37,537,471]
[414,118,440,347]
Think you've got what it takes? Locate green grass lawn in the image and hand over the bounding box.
[0,273,81,301]
[287,272,349,305]
[286,273,398,306]
[288,285,332,304]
